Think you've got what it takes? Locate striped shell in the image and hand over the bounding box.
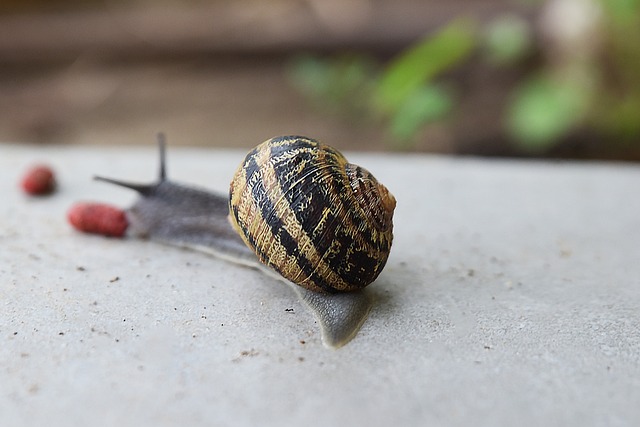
[229,136,395,293]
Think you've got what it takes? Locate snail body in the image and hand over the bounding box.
[93,135,396,348]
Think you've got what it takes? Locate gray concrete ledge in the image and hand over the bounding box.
[1,143,639,427]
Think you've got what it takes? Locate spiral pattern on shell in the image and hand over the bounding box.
[229,136,396,293]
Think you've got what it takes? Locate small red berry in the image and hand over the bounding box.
[67,202,129,237]
[21,165,56,195]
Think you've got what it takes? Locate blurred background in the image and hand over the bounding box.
[1,0,639,160]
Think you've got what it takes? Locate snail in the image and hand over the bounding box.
[92,134,396,348]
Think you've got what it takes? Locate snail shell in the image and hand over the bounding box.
[229,136,396,293]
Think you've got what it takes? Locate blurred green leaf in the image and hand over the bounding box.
[507,75,590,150]
[599,94,640,138]
[484,14,532,65]
[375,19,476,113]
[288,54,375,114]
[602,0,640,23]
[288,55,333,99]
[390,85,453,141]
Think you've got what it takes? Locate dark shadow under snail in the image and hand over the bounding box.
[92,134,396,348]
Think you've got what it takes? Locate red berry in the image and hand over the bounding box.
[21,165,56,195]
[67,202,129,237]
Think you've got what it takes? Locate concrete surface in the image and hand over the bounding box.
[1,143,639,427]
